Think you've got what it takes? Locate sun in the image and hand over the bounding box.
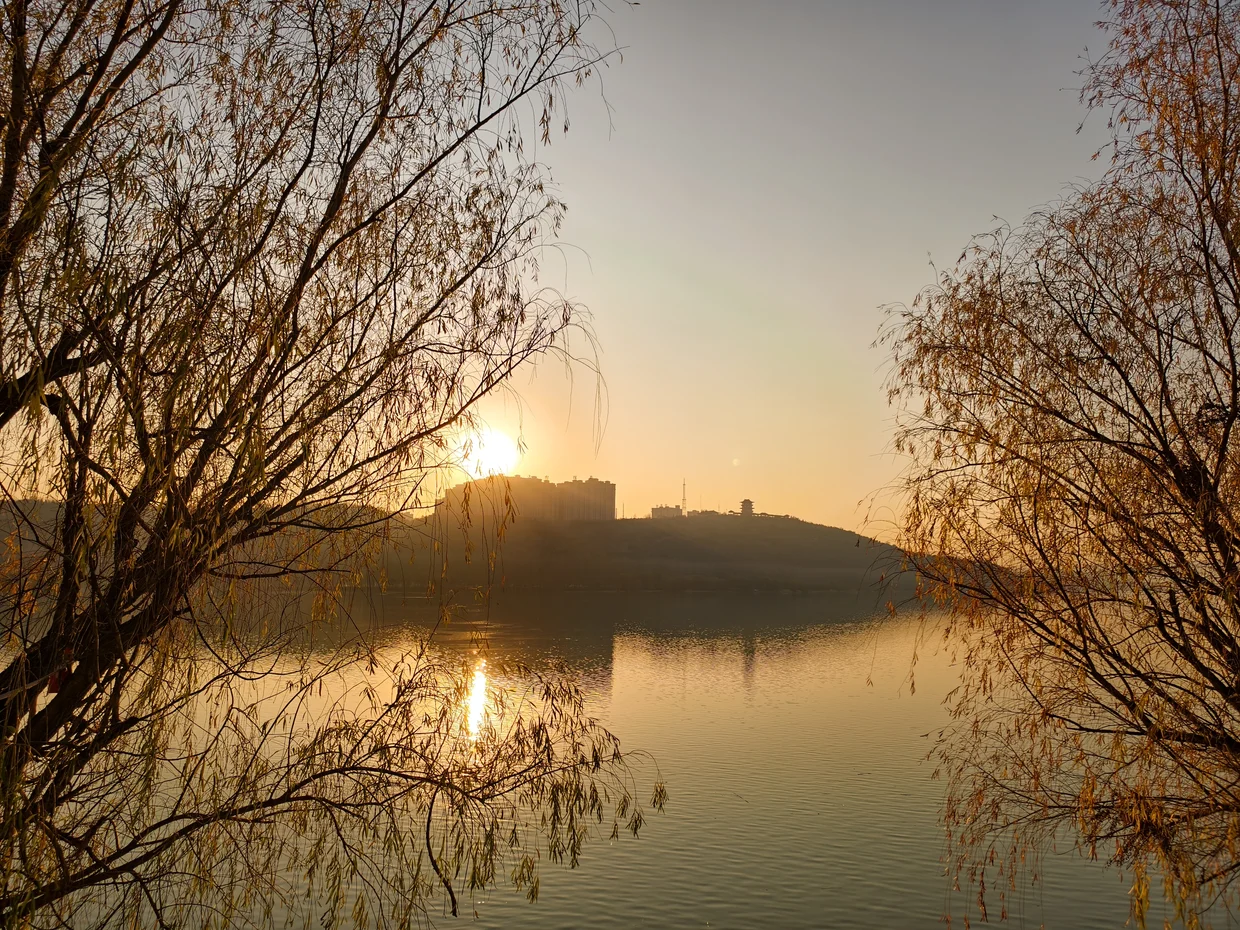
[458,426,521,478]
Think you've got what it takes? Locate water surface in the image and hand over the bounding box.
[363,592,1156,929]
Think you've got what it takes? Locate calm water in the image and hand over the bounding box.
[352,591,1169,930]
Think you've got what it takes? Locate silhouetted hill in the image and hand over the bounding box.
[394,512,912,599]
[0,500,915,603]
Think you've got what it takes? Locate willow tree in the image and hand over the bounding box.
[886,0,1240,924]
[0,2,662,928]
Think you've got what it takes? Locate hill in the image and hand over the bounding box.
[0,499,914,602]
[391,511,912,599]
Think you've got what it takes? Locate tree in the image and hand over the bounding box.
[885,0,1240,924]
[0,1,662,927]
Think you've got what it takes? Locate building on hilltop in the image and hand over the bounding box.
[651,505,682,519]
[740,499,754,517]
[555,477,616,521]
[436,475,615,523]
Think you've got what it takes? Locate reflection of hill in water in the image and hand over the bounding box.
[391,511,912,597]
[353,588,892,642]
[322,589,898,704]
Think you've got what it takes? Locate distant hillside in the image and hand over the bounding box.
[389,512,913,599]
[0,500,915,603]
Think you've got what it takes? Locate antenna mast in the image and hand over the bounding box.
[682,478,687,516]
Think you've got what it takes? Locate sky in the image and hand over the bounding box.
[472,0,1110,533]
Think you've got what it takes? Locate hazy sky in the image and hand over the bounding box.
[475,0,1109,532]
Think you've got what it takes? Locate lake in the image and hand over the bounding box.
[353,590,1166,930]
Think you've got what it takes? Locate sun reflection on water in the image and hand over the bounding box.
[465,660,487,739]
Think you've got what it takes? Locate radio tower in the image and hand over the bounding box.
[682,478,687,517]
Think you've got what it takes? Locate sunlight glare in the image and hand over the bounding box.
[465,660,488,740]
[458,427,520,478]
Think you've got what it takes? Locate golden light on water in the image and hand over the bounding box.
[465,660,488,739]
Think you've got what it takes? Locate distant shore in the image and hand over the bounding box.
[390,510,916,600]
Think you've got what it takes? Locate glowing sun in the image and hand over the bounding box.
[458,427,520,478]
